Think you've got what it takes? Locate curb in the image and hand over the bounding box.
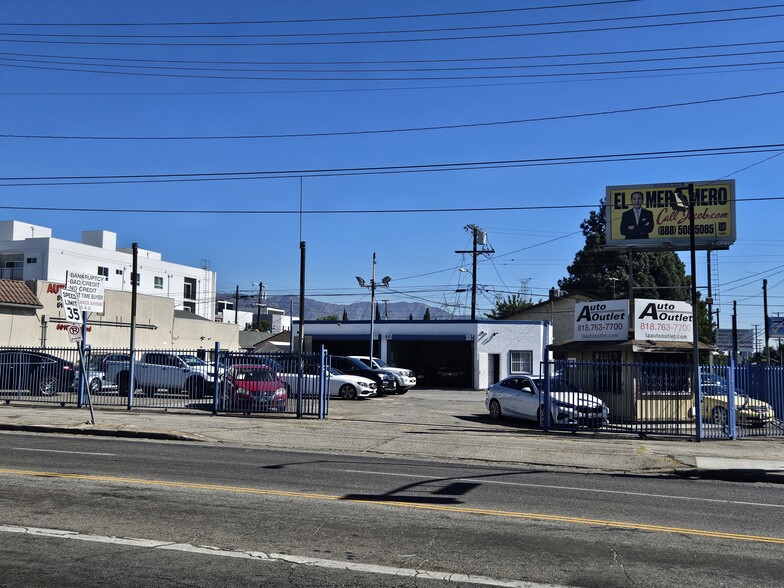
[0,423,199,442]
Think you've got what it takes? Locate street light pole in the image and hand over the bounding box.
[356,253,391,359]
[369,253,377,359]
[675,184,702,442]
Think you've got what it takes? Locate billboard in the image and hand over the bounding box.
[634,299,693,342]
[574,299,629,342]
[768,317,784,339]
[716,328,754,353]
[605,180,736,250]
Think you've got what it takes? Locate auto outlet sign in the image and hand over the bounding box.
[574,300,629,341]
[634,299,693,342]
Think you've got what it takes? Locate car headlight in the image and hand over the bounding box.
[553,400,575,409]
[275,387,287,397]
[358,381,371,388]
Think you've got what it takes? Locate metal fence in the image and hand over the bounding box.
[546,359,784,439]
[0,345,329,418]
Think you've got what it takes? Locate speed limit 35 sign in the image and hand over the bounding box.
[59,288,82,324]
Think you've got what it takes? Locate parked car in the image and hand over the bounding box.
[0,350,76,396]
[104,352,219,398]
[330,356,396,395]
[486,375,609,429]
[436,360,470,387]
[348,355,416,393]
[219,352,285,374]
[224,364,288,412]
[699,374,774,426]
[327,367,377,399]
[276,362,377,400]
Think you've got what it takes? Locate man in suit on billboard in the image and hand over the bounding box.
[620,191,654,239]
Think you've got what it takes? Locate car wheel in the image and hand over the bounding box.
[712,406,729,426]
[488,399,502,420]
[35,375,59,396]
[185,377,207,399]
[88,377,102,395]
[396,388,408,395]
[339,384,357,400]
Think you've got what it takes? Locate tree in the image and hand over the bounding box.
[486,294,535,320]
[423,308,431,321]
[317,313,339,321]
[558,199,711,341]
[409,313,413,320]
[342,308,348,321]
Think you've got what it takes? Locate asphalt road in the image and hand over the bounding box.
[1,432,783,587]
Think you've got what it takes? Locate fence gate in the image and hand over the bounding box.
[546,359,784,439]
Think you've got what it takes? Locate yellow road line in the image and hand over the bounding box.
[2,467,783,545]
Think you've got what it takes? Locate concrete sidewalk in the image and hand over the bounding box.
[2,389,783,481]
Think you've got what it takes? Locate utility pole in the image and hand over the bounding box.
[455,224,494,321]
[763,279,770,365]
[254,282,265,330]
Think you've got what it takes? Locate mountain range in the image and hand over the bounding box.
[222,293,459,321]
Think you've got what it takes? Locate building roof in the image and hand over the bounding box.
[503,291,597,320]
[0,280,43,308]
[550,338,715,353]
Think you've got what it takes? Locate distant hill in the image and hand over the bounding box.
[219,293,458,321]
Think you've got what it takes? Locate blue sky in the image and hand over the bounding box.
[1,1,783,339]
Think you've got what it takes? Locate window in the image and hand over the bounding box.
[509,350,533,374]
[97,266,109,279]
[116,269,123,275]
[26,257,37,264]
[154,276,164,290]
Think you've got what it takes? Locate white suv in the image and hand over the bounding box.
[348,356,417,394]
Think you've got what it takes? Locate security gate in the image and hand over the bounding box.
[545,359,784,439]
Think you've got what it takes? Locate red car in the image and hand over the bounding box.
[225,364,288,413]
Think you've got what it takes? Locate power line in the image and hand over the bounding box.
[1,143,783,184]
[1,5,781,40]
[2,89,783,140]
[3,38,784,67]
[0,196,777,217]
[0,1,642,27]
[4,51,784,77]
[1,13,783,47]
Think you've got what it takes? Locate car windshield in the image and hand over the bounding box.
[233,368,277,382]
[179,355,207,366]
[328,367,344,376]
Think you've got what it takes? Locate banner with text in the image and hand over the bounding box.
[65,271,106,314]
[634,299,693,342]
[574,299,629,341]
[716,328,754,353]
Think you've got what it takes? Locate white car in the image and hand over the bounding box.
[486,375,609,429]
[348,356,417,394]
[327,367,377,400]
[278,367,377,400]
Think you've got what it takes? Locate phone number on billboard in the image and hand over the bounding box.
[638,322,691,332]
[657,225,715,236]
[577,323,625,332]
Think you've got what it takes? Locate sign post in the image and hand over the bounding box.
[63,274,103,425]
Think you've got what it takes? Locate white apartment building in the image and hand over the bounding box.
[0,220,216,320]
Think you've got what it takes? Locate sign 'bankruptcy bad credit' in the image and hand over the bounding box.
[634,299,693,342]
[605,180,736,251]
[574,299,629,342]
